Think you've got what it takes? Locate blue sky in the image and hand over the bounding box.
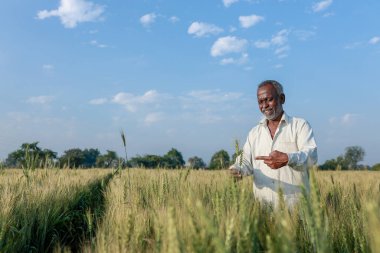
[1,0,379,166]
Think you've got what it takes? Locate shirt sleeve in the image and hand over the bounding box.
[232,135,254,176]
[287,120,318,171]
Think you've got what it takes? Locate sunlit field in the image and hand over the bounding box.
[1,169,380,253]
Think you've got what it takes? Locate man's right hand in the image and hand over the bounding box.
[228,166,243,180]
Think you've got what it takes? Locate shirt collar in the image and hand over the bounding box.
[259,111,289,125]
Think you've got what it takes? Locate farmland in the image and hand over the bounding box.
[1,169,379,253]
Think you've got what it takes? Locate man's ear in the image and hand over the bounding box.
[280,94,285,104]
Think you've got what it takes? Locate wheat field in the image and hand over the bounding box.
[1,169,379,253]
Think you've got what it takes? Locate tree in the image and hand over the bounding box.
[59,149,85,168]
[319,158,339,171]
[372,163,380,171]
[319,155,348,170]
[344,146,365,169]
[163,148,185,169]
[82,148,100,168]
[319,146,365,170]
[209,150,230,170]
[128,155,164,168]
[188,156,206,169]
[5,142,57,168]
[96,150,119,168]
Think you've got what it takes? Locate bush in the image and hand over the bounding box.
[372,163,380,171]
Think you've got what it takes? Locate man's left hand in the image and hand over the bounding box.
[255,150,288,169]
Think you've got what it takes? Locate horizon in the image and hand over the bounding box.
[1,0,379,166]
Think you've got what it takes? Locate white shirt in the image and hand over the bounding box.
[233,112,318,206]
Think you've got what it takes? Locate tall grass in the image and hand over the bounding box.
[1,169,379,252]
[0,169,112,252]
[89,169,380,253]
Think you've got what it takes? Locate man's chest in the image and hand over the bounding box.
[253,126,299,155]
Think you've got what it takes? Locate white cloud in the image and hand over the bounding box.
[323,12,334,18]
[90,40,107,48]
[188,22,223,38]
[188,90,242,103]
[341,113,357,124]
[169,16,179,23]
[344,41,363,50]
[229,26,237,33]
[180,89,249,124]
[271,29,289,46]
[254,29,291,58]
[211,36,248,57]
[239,15,264,28]
[27,96,54,105]
[140,13,157,27]
[89,98,107,105]
[36,0,105,28]
[112,90,162,112]
[277,54,288,59]
[223,0,239,7]
[220,58,235,65]
[220,53,249,65]
[329,113,358,125]
[274,45,289,55]
[312,0,333,12]
[293,30,316,41]
[254,40,271,48]
[144,112,164,125]
[42,64,54,70]
[274,64,283,69]
[369,36,380,45]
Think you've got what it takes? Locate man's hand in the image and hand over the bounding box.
[228,166,243,180]
[255,150,288,169]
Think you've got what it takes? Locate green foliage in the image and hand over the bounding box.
[320,145,366,170]
[163,148,185,169]
[0,170,112,252]
[209,149,230,170]
[372,163,380,171]
[0,160,4,174]
[90,169,380,253]
[127,148,185,169]
[319,157,344,170]
[232,139,243,166]
[187,156,206,169]
[128,155,164,168]
[59,148,85,168]
[96,150,119,168]
[5,142,57,168]
[344,146,365,169]
[59,148,100,168]
[22,144,40,180]
[82,148,100,168]
[1,169,380,252]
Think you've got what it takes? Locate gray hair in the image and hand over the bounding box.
[257,80,284,96]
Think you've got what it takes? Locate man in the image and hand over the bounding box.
[229,80,317,207]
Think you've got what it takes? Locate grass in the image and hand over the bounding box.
[88,169,380,253]
[1,169,379,252]
[0,169,112,252]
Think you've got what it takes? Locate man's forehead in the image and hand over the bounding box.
[257,87,275,98]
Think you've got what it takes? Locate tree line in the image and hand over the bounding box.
[318,145,376,170]
[2,142,379,171]
[1,142,233,170]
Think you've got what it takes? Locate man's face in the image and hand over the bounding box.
[257,84,284,120]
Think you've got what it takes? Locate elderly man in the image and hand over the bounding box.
[229,80,317,207]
